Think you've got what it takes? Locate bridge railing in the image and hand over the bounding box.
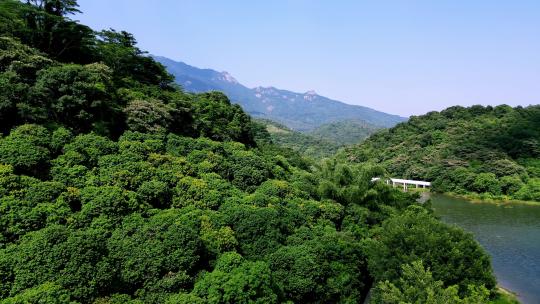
[371,177,431,190]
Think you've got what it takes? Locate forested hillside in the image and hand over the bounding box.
[308,119,381,146]
[0,1,510,303]
[256,119,342,158]
[257,119,380,159]
[340,105,540,201]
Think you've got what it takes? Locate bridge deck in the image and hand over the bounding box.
[371,177,431,188]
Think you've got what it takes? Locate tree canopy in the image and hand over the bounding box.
[339,104,540,202]
[0,1,509,303]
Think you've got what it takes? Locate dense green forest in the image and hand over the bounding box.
[258,119,379,159]
[339,105,540,202]
[0,1,513,303]
[308,119,381,146]
[256,119,341,158]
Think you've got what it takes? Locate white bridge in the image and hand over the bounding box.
[371,177,431,190]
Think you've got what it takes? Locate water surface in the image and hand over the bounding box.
[430,194,540,304]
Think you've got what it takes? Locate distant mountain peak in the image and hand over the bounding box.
[303,90,318,101]
[154,56,406,131]
[217,71,238,84]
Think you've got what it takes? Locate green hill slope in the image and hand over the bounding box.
[255,119,341,158]
[309,119,382,146]
[255,119,380,159]
[339,105,540,201]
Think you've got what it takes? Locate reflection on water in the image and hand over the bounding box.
[429,194,540,304]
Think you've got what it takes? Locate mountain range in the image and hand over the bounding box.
[154,56,406,131]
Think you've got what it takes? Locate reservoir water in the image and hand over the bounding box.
[430,194,540,304]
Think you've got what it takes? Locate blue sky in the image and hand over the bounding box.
[76,0,539,116]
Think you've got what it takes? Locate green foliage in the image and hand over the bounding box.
[518,158,540,177]
[136,179,171,208]
[107,210,201,297]
[499,175,523,195]
[515,178,540,201]
[1,225,112,302]
[65,133,117,165]
[308,119,381,145]
[0,281,75,304]
[0,181,69,244]
[0,3,258,144]
[269,225,367,302]
[93,293,144,304]
[0,0,93,63]
[0,3,502,303]
[0,36,53,131]
[165,293,205,304]
[219,202,285,259]
[0,36,52,81]
[366,206,496,295]
[229,150,272,191]
[189,252,278,304]
[0,124,504,302]
[29,63,114,132]
[256,118,341,158]
[472,173,501,195]
[96,29,173,87]
[371,260,490,304]
[74,186,140,226]
[50,127,73,153]
[191,92,259,145]
[124,99,174,133]
[490,291,521,304]
[173,174,234,209]
[341,104,540,201]
[0,124,51,176]
[199,215,238,257]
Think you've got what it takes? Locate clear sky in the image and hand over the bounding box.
[75,0,539,116]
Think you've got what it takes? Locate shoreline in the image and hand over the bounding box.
[430,192,540,304]
[496,286,520,304]
[437,192,540,207]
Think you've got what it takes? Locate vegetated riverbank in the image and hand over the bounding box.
[443,192,540,206]
[424,193,524,304]
[414,192,524,303]
[401,187,539,206]
[493,287,520,304]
